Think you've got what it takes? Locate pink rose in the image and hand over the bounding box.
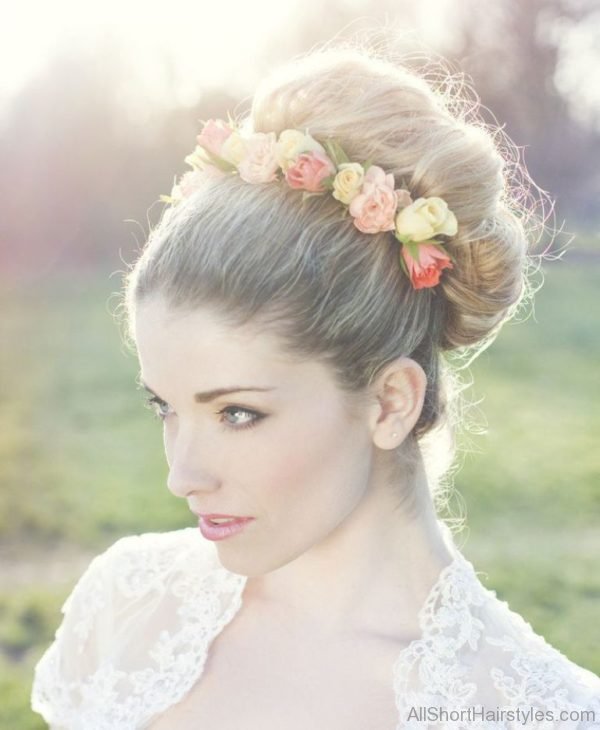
[284,151,336,192]
[401,242,453,289]
[348,165,398,233]
[237,132,279,183]
[196,119,233,157]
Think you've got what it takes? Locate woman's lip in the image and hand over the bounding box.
[197,512,254,519]
[198,515,255,541]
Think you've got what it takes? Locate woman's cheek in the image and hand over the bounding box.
[260,415,343,501]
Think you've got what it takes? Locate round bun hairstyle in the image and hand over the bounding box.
[119,34,551,505]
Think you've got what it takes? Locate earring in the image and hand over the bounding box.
[392,432,398,437]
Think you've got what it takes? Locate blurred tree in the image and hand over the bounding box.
[1,0,598,279]
[0,34,239,280]
[449,0,600,227]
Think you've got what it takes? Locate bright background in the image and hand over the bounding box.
[1,1,599,727]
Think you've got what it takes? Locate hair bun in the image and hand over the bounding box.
[439,208,531,351]
[250,44,544,354]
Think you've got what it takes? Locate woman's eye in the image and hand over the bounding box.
[217,405,264,431]
[145,395,171,420]
[144,395,264,431]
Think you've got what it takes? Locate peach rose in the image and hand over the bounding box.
[401,242,453,289]
[237,132,280,183]
[284,150,336,192]
[348,165,398,233]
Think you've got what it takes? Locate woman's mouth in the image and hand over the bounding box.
[197,514,255,541]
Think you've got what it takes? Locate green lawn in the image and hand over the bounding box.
[0,260,598,728]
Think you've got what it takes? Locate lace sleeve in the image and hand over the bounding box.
[30,537,124,729]
[481,597,600,730]
[30,528,247,730]
[393,556,600,729]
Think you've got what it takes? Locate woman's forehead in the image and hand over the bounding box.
[134,296,339,395]
[135,297,268,349]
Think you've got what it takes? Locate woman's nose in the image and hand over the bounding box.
[165,429,220,499]
[166,464,220,499]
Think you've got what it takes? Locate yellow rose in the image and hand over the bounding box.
[220,132,247,166]
[332,162,365,205]
[395,197,458,242]
[276,129,326,171]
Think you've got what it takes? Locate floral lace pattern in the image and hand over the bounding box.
[31,528,600,729]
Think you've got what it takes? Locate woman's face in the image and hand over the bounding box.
[134,294,377,577]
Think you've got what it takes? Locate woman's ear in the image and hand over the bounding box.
[368,357,427,450]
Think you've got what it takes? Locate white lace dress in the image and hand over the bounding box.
[31,524,600,729]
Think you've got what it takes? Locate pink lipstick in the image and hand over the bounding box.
[197,514,255,541]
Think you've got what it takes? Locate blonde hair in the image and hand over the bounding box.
[118,35,552,516]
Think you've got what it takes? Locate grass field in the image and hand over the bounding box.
[0,259,598,728]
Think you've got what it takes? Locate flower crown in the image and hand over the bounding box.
[161,116,458,290]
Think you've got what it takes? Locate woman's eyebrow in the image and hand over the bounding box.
[140,380,275,403]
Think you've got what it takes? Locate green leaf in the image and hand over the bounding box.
[323,139,351,167]
[405,240,421,262]
[320,174,336,190]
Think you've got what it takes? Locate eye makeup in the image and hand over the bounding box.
[143,394,265,431]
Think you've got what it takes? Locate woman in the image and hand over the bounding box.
[31,42,600,729]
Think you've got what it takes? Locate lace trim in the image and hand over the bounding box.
[32,530,600,730]
[392,553,600,729]
[392,552,489,724]
[32,531,249,729]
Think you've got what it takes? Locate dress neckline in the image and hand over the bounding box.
[210,521,485,690]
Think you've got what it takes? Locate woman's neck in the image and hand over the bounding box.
[241,446,455,638]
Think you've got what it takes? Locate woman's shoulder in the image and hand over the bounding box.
[97,525,216,565]
[53,527,218,618]
[94,526,218,586]
[31,528,246,729]
[395,551,600,728]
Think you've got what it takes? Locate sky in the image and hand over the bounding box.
[0,0,458,119]
[0,0,301,112]
[1,0,597,130]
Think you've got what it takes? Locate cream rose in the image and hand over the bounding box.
[219,131,247,166]
[276,129,326,171]
[395,197,458,242]
[332,162,365,205]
